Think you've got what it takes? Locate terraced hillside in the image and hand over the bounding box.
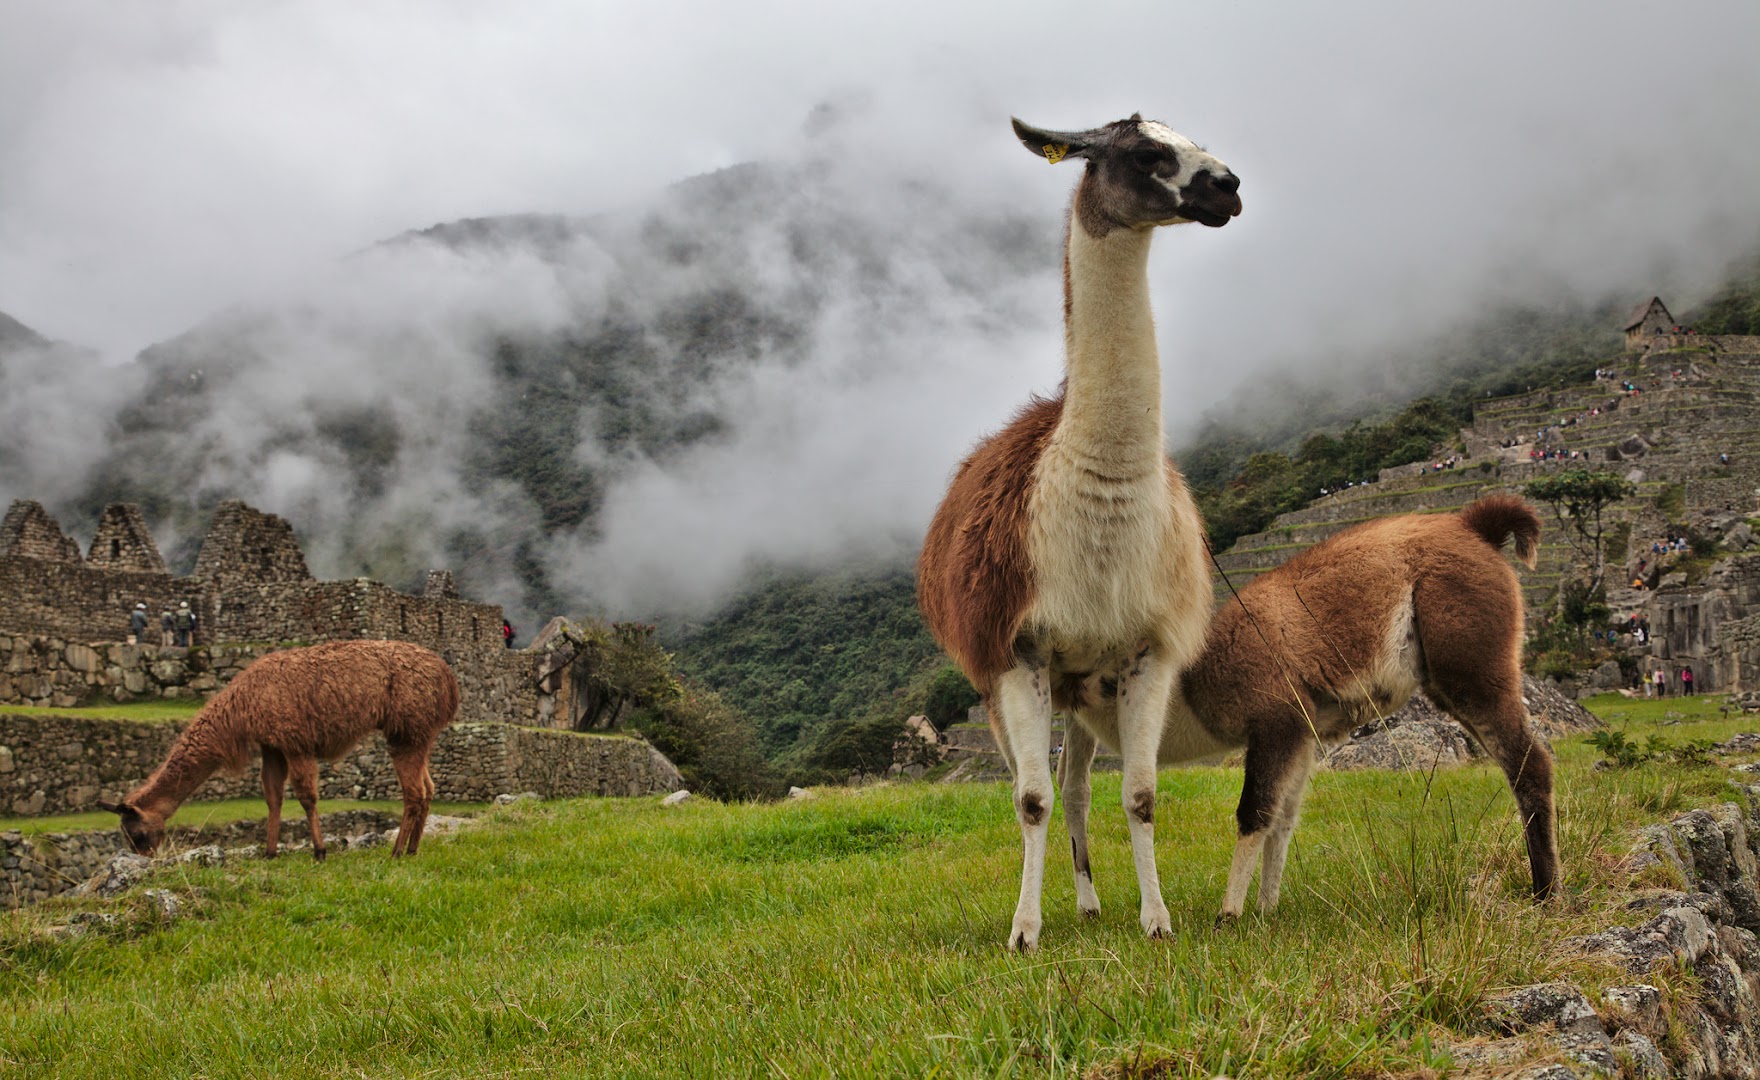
[1211,334,1760,614]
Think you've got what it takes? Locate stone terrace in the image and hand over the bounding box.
[1212,336,1760,621]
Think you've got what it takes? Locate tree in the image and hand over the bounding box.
[1522,469,1636,594]
[919,664,979,731]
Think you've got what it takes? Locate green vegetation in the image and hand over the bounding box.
[541,618,780,801]
[0,798,483,837]
[0,700,204,723]
[1656,481,1687,522]
[1523,469,1636,595]
[1192,397,1471,551]
[2,697,1747,1077]
[1685,255,1760,335]
[668,566,942,758]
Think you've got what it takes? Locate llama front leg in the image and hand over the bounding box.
[286,756,327,862]
[1115,646,1174,939]
[260,747,288,859]
[1222,725,1309,921]
[1256,744,1318,912]
[1057,719,1101,919]
[994,663,1054,951]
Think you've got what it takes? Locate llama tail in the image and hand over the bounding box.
[1458,494,1542,569]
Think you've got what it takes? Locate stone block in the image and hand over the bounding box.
[63,644,101,672]
[1612,1031,1669,1078]
[1601,984,1661,1027]
[1484,983,1604,1036]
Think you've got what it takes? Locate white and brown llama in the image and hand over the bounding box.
[918,113,1242,950]
[1056,494,1560,922]
[100,640,459,860]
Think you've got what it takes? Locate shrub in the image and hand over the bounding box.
[791,714,910,782]
[627,687,782,801]
[919,665,979,731]
[1656,482,1686,522]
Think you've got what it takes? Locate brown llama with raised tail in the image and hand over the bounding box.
[1059,494,1559,920]
[918,113,1242,950]
[99,640,459,860]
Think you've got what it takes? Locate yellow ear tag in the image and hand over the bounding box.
[1043,143,1068,164]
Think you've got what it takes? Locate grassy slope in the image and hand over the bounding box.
[0,799,483,837]
[0,700,205,722]
[0,697,1751,1078]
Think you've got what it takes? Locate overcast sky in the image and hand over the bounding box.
[3,0,1759,616]
[5,0,1757,361]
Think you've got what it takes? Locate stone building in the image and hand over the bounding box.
[1623,296,1675,351]
[0,498,506,656]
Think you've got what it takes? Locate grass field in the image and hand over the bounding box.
[0,699,205,722]
[0,799,484,837]
[0,694,1752,1078]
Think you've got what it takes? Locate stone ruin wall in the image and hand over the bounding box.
[0,710,681,820]
[0,634,544,729]
[0,498,510,656]
[0,497,566,749]
[198,577,508,658]
[0,556,184,644]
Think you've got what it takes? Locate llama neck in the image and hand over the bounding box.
[129,740,219,820]
[1057,220,1162,466]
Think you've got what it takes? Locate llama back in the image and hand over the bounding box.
[188,641,458,763]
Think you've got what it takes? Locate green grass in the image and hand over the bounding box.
[0,799,484,837]
[0,699,1750,1077]
[0,700,205,722]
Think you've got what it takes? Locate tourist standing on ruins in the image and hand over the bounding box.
[129,602,148,645]
[160,608,175,647]
[501,619,515,649]
[173,601,194,647]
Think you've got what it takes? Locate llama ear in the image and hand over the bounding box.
[1011,118,1096,163]
[97,799,122,815]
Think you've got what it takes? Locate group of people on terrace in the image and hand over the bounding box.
[127,601,198,647]
[1641,664,1695,698]
[1314,476,1378,498]
[1628,534,1696,591]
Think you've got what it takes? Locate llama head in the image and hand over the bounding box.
[1012,113,1241,234]
[98,798,165,856]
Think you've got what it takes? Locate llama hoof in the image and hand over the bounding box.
[1213,911,1240,929]
[312,847,327,862]
[1007,919,1041,953]
[1140,905,1172,940]
[1078,905,1102,921]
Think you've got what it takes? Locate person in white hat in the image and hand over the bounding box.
[129,602,148,645]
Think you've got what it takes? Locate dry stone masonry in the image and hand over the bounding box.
[1210,322,1760,695]
[0,708,680,820]
[1443,738,1760,1078]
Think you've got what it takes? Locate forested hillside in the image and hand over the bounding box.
[29,158,1053,614]
[667,294,1648,751]
[7,168,1758,769]
[667,565,942,756]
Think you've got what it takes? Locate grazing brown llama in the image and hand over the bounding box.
[1058,494,1559,921]
[918,113,1242,950]
[99,640,459,860]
